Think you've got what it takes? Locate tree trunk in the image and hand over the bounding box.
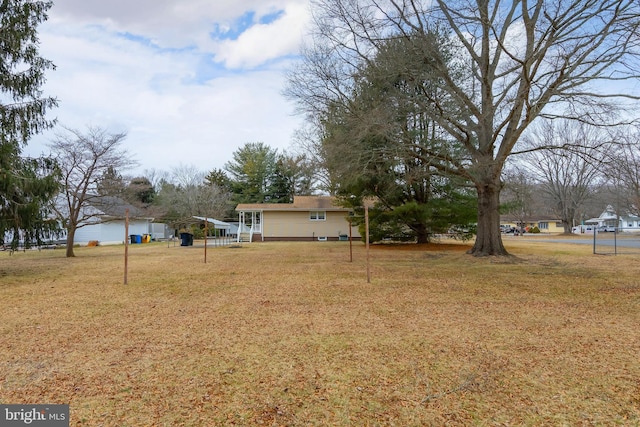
[65,227,76,258]
[469,181,509,256]
[416,229,429,244]
[562,208,575,234]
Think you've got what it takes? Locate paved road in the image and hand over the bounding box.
[506,235,640,249]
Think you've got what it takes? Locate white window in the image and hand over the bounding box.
[539,222,548,229]
[310,211,326,221]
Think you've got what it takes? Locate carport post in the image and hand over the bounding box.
[349,215,353,262]
[204,218,208,264]
[124,209,129,285]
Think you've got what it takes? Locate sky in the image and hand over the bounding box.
[25,0,312,176]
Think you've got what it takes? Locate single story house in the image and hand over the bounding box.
[500,215,565,233]
[235,195,360,242]
[69,196,164,245]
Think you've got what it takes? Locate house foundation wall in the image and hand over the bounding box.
[261,236,357,242]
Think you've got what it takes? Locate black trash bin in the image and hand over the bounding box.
[180,232,193,246]
[130,235,142,244]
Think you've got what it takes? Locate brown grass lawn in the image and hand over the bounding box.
[1,238,639,426]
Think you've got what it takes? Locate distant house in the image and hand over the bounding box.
[69,197,164,245]
[583,205,640,232]
[500,215,565,233]
[535,217,566,233]
[235,196,360,242]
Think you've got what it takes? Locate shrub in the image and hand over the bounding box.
[190,225,204,239]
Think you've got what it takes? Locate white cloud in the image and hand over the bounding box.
[47,0,310,55]
[213,3,310,69]
[24,1,311,175]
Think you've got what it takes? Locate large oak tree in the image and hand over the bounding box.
[288,0,640,256]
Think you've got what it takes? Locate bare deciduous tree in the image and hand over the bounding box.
[520,120,611,234]
[142,168,170,193]
[500,167,538,233]
[606,126,640,217]
[155,164,231,224]
[291,125,333,192]
[50,126,136,257]
[288,0,640,256]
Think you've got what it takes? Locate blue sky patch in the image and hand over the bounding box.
[117,31,158,48]
[115,30,197,56]
[183,54,242,85]
[259,10,285,25]
[210,11,255,41]
[210,9,286,42]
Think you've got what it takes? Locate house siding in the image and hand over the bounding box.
[501,218,565,233]
[262,211,360,240]
[537,221,565,233]
[73,224,102,243]
[73,220,150,245]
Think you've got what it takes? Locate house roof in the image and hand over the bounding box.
[236,196,349,212]
[192,216,232,229]
[91,196,152,219]
[500,214,561,223]
[597,205,640,220]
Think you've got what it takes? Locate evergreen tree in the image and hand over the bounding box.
[0,156,60,248]
[267,157,295,203]
[96,166,125,197]
[0,0,59,249]
[126,177,155,205]
[204,168,232,192]
[224,142,278,204]
[319,33,476,243]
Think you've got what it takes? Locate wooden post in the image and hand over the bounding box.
[124,208,129,285]
[349,215,353,263]
[365,205,370,283]
[204,218,208,264]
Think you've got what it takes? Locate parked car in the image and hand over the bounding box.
[597,225,617,232]
[572,225,594,234]
[502,226,525,235]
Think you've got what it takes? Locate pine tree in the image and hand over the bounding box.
[0,1,59,249]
